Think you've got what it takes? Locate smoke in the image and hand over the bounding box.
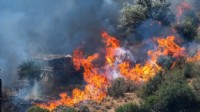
[0,0,123,86]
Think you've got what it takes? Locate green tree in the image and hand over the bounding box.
[119,3,148,35]
[119,0,174,36]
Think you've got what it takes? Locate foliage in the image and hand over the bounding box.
[176,17,198,41]
[18,60,41,85]
[191,77,200,101]
[53,106,77,112]
[119,3,147,35]
[119,0,174,36]
[144,82,197,112]
[115,103,142,112]
[184,61,200,78]
[124,79,138,92]
[141,72,163,98]
[157,55,173,70]
[137,0,174,25]
[79,106,90,112]
[108,78,127,98]
[27,106,49,112]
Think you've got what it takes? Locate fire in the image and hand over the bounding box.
[176,1,191,24]
[101,32,120,66]
[36,33,190,111]
[187,52,200,62]
[119,36,185,82]
[37,50,109,111]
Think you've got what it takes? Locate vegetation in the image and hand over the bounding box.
[79,106,90,112]
[119,0,174,36]
[176,17,198,41]
[144,82,197,112]
[115,103,142,112]
[27,106,49,112]
[18,60,41,85]
[52,106,77,112]
[108,78,127,98]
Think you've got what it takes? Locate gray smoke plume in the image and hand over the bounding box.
[0,0,124,86]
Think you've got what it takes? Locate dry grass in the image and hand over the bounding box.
[75,92,141,112]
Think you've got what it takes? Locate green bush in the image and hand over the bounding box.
[141,72,163,98]
[108,78,127,98]
[157,56,173,70]
[79,106,90,112]
[144,82,197,112]
[176,17,198,41]
[52,106,77,112]
[115,103,142,112]
[184,61,200,78]
[192,77,200,101]
[27,106,49,112]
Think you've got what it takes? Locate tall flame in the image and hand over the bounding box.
[36,33,196,111]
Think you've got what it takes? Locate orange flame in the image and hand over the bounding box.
[101,32,120,66]
[119,36,185,82]
[187,52,200,62]
[36,33,192,111]
[176,1,191,24]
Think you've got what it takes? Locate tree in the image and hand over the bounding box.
[119,3,147,35]
[119,0,174,36]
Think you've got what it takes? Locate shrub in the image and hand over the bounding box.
[63,108,77,112]
[144,82,197,112]
[184,61,200,78]
[124,79,138,92]
[79,106,90,112]
[176,17,198,41]
[115,103,142,112]
[27,106,49,112]
[191,77,200,101]
[141,72,163,98]
[53,106,77,112]
[108,78,127,98]
[157,55,173,70]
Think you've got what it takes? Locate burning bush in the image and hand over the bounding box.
[27,106,49,112]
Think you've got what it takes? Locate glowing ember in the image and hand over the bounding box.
[176,1,191,24]
[36,33,192,111]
